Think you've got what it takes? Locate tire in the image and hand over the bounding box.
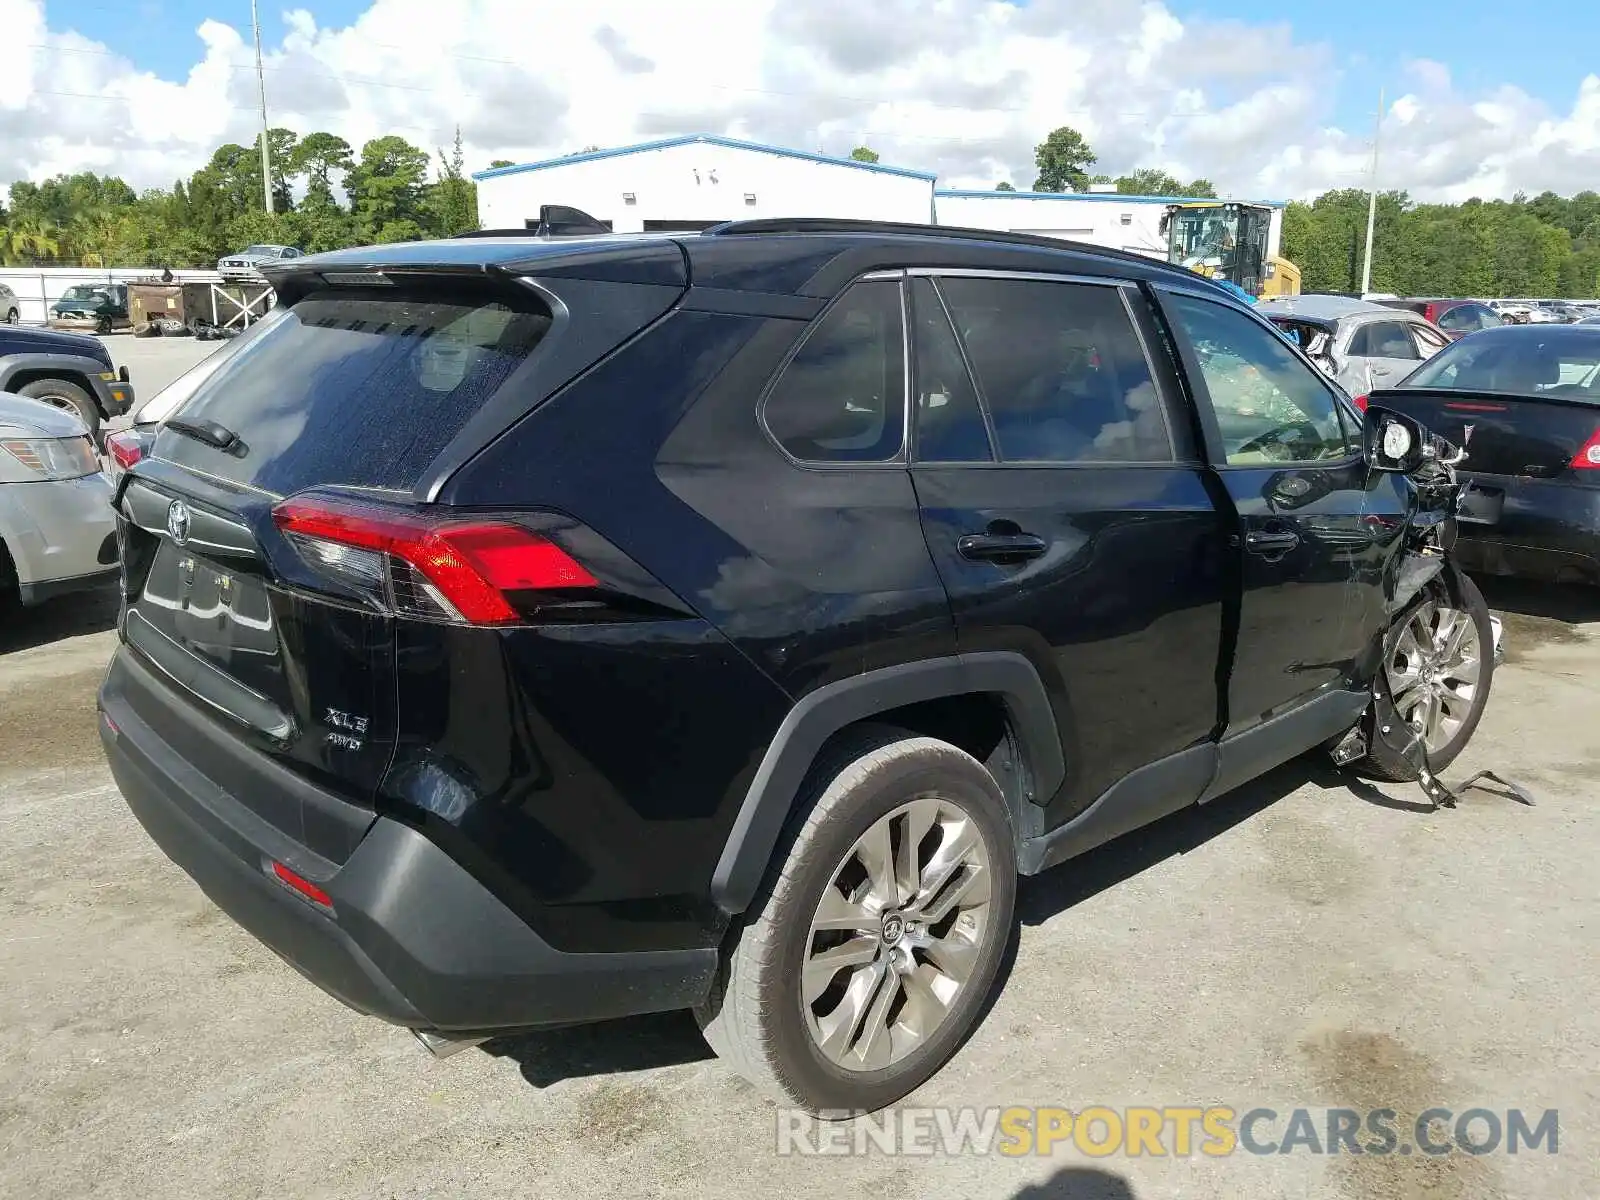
[17,378,100,437]
[1368,572,1495,779]
[696,727,1017,1114]
[4,308,17,324]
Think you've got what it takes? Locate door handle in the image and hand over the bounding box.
[1245,529,1301,556]
[1371,367,1393,376]
[958,532,1048,563]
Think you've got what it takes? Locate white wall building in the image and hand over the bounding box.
[935,189,1286,263]
[474,135,937,233]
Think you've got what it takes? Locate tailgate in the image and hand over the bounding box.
[117,471,399,821]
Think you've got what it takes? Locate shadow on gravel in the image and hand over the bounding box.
[482,1009,714,1088]
[0,586,118,656]
[1017,756,1308,927]
[1011,1167,1138,1199]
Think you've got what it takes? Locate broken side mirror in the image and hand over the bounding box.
[1364,406,1427,473]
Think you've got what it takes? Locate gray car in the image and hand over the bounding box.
[0,392,117,605]
[1259,294,1452,397]
[1,282,19,324]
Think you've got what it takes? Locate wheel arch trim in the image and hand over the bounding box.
[710,651,1064,914]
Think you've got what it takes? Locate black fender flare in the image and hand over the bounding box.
[709,651,1065,913]
[0,352,118,416]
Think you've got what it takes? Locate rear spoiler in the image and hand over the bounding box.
[459,206,614,239]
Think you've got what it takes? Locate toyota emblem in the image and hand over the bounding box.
[166,499,191,545]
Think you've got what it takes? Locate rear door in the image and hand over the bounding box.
[908,270,1230,830]
[1157,287,1389,736]
[1346,318,1424,391]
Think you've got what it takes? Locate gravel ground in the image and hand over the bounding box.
[1,577,1597,1200]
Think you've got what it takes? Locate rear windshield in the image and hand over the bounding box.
[156,287,553,494]
[1402,330,1600,402]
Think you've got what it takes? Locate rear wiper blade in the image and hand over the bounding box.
[165,417,241,452]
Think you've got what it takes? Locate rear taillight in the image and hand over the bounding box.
[105,430,145,471]
[1353,394,1369,412]
[272,495,597,625]
[1571,429,1600,470]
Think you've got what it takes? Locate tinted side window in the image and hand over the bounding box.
[910,278,992,462]
[1438,305,1477,332]
[939,277,1173,463]
[1367,321,1421,359]
[1165,293,1352,466]
[764,280,905,463]
[1345,324,1373,356]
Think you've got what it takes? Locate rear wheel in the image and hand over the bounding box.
[16,377,100,437]
[1376,573,1494,776]
[4,308,17,324]
[697,729,1016,1113]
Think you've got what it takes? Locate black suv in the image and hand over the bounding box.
[99,220,1495,1113]
[0,321,134,436]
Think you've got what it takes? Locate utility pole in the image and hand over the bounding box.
[251,0,273,213]
[1363,86,1388,299]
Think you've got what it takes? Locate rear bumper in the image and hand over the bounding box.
[1454,477,1600,585]
[99,655,717,1034]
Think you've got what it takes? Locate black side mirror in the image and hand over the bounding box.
[1364,406,1427,473]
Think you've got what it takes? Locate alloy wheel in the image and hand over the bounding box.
[802,796,993,1072]
[1386,598,1483,756]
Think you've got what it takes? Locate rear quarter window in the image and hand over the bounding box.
[157,287,552,494]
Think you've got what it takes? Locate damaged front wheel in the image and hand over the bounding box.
[1372,573,1496,778]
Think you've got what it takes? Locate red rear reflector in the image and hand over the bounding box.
[272,497,597,625]
[1353,394,1369,412]
[271,861,333,907]
[1444,401,1508,412]
[105,430,144,469]
[1572,429,1600,470]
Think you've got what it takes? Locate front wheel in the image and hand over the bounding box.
[697,729,1017,1113]
[1379,573,1495,775]
[16,377,100,437]
[3,308,17,324]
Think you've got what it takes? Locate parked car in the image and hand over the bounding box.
[100,220,1495,1114]
[1372,298,1504,340]
[1370,325,1600,586]
[49,282,130,334]
[1578,314,1600,326]
[217,244,303,280]
[1259,294,1451,396]
[0,321,135,437]
[1489,300,1532,324]
[1,282,19,324]
[0,391,117,607]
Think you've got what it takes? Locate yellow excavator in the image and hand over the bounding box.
[1160,201,1301,302]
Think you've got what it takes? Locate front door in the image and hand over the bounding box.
[1158,287,1380,737]
[908,272,1230,830]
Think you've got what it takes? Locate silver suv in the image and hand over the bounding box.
[1260,294,1451,397]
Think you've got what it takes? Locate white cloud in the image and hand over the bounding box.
[3,0,1598,205]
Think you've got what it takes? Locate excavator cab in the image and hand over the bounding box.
[1160,201,1299,300]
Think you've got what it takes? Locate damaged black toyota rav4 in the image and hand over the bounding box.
[100,218,1497,1114]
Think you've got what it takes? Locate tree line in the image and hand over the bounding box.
[1020,125,1600,299]
[0,128,479,269]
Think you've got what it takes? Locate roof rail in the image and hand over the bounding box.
[701,217,1187,274]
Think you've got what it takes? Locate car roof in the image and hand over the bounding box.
[1442,323,1600,346]
[1258,294,1395,321]
[282,221,1230,303]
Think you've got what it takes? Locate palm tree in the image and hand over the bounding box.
[0,213,65,265]
[67,208,125,267]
